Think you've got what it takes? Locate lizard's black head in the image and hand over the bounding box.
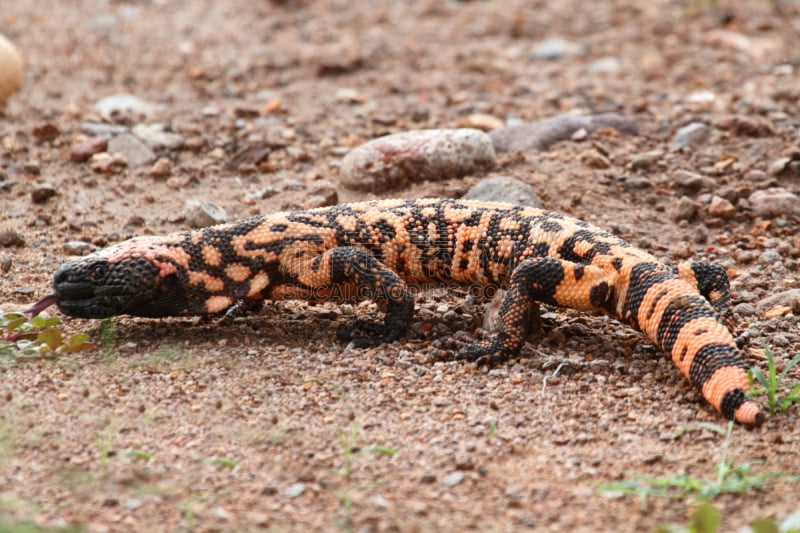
[51,255,190,318]
[27,238,198,319]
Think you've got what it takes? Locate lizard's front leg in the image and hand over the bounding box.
[275,246,415,347]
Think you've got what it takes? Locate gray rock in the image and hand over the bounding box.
[490,112,637,153]
[462,176,543,207]
[629,150,663,172]
[132,123,185,150]
[530,38,586,61]
[672,170,717,191]
[340,128,496,192]
[94,93,160,121]
[587,56,621,74]
[283,483,305,499]
[733,302,757,317]
[758,289,800,309]
[80,122,128,137]
[759,250,782,264]
[63,241,93,255]
[748,188,799,218]
[107,133,156,167]
[768,157,794,177]
[185,201,228,228]
[442,472,465,487]
[0,230,25,247]
[671,122,710,148]
[671,196,699,222]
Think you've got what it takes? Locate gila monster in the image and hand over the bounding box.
[27,198,763,425]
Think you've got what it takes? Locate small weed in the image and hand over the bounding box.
[0,419,13,464]
[207,457,239,469]
[598,422,790,510]
[333,419,397,530]
[0,515,83,533]
[337,419,397,480]
[123,450,154,461]
[488,417,498,439]
[92,427,152,466]
[177,495,213,530]
[178,501,196,530]
[658,503,800,533]
[98,319,117,362]
[0,311,93,360]
[93,429,116,467]
[134,345,192,372]
[747,340,800,415]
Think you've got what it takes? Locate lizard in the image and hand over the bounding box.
[26,198,764,425]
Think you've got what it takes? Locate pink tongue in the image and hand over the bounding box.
[24,293,59,316]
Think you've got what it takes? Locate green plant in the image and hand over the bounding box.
[0,515,83,533]
[658,503,800,533]
[656,501,720,533]
[207,457,239,469]
[333,420,397,531]
[98,319,117,362]
[92,427,152,466]
[598,422,789,510]
[747,341,800,415]
[337,420,397,480]
[0,311,93,359]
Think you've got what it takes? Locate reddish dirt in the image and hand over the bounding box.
[1,1,799,531]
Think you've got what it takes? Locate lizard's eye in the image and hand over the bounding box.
[90,263,108,280]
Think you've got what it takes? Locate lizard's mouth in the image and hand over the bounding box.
[25,282,121,319]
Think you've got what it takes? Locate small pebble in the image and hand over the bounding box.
[132,123,185,150]
[733,302,757,317]
[672,170,716,191]
[70,138,109,162]
[629,151,662,171]
[530,37,586,61]
[185,200,227,228]
[715,115,775,137]
[95,93,160,121]
[441,472,465,487]
[334,87,364,103]
[90,152,127,174]
[150,157,172,179]
[671,122,710,148]
[0,230,25,247]
[707,196,736,219]
[671,196,699,222]
[32,123,60,143]
[587,56,621,74]
[580,149,610,169]
[283,483,306,499]
[108,133,156,167]
[462,176,543,207]
[63,241,92,255]
[31,183,57,203]
[80,122,129,137]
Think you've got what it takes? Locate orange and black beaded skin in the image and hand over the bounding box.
[40,198,763,425]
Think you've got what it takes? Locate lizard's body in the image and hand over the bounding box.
[30,198,762,425]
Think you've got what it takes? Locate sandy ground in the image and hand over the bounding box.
[1,1,800,531]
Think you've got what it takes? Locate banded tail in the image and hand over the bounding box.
[623,263,763,426]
